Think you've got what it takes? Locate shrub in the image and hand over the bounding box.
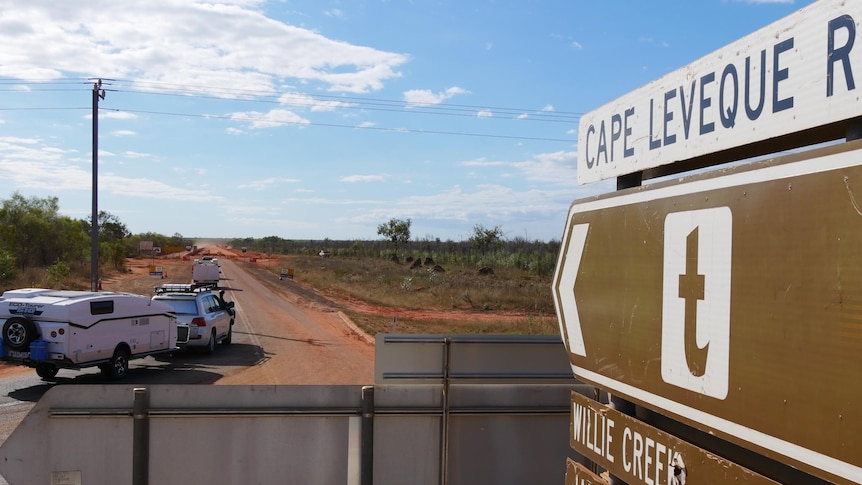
[0,249,16,282]
[47,259,71,284]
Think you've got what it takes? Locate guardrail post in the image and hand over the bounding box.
[440,337,451,485]
[360,386,374,485]
[132,387,150,485]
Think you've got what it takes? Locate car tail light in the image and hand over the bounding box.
[191,317,207,327]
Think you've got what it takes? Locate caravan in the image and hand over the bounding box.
[0,288,178,380]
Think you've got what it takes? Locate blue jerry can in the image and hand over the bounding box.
[30,340,48,361]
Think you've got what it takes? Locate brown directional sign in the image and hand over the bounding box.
[569,391,781,485]
[564,459,605,485]
[553,141,862,484]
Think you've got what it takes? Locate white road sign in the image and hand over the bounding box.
[577,0,862,183]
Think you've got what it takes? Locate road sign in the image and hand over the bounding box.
[553,141,862,484]
[568,391,780,485]
[564,459,604,485]
[577,0,862,184]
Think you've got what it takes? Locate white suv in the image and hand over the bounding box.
[152,283,235,353]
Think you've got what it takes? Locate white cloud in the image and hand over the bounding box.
[238,177,300,190]
[170,166,207,176]
[102,111,139,120]
[339,184,572,226]
[461,151,583,187]
[462,157,506,167]
[277,92,356,112]
[230,109,310,129]
[111,130,136,136]
[0,135,216,201]
[222,203,283,218]
[513,150,580,185]
[0,1,408,94]
[340,174,387,183]
[476,110,493,118]
[101,174,224,202]
[403,86,469,107]
[123,151,152,159]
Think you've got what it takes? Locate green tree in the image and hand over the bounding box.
[168,232,186,247]
[86,210,129,243]
[0,192,83,267]
[377,218,412,253]
[470,224,504,258]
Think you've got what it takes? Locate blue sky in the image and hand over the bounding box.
[0,0,815,242]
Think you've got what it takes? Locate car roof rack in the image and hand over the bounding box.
[153,282,219,294]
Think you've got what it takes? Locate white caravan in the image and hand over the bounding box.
[0,288,178,380]
[192,259,220,284]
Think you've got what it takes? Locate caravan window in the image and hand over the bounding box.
[90,300,114,315]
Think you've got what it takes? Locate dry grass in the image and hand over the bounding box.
[261,255,560,335]
[4,266,91,292]
[280,256,554,312]
[345,311,560,336]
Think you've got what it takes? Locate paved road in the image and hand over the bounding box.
[0,257,375,484]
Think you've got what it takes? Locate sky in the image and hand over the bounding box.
[0,0,817,243]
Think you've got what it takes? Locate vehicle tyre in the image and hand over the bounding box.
[35,363,59,381]
[223,322,233,345]
[205,329,216,354]
[102,348,130,380]
[2,316,37,350]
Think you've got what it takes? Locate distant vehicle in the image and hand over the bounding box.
[192,259,220,284]
[0,288,178,380]
[319,250,331,258]
[152,283,235,354]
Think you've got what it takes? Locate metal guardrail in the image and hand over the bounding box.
[375,334,576,383]
[374,334,580,485]
[0,336,586,485]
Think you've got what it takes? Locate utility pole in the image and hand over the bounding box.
[91,79,106,292]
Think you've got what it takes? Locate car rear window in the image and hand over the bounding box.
[159,300,198,315]
[202,295,221,313]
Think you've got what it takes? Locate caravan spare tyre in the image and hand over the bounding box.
[2,316,37,350]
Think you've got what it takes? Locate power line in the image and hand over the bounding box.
[106,87,579,125]
[0,107,89,111]
[0,77,583,118]
[107,107,575,143]
[0,78,580,142]
[107,78,585,120]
